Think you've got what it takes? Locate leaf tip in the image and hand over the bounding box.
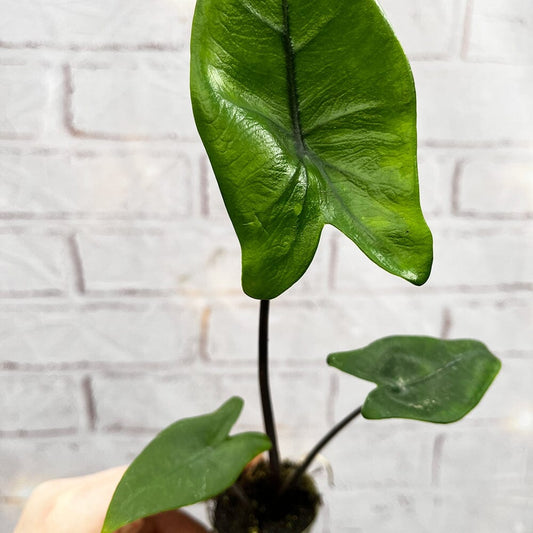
[405,250,433,286]
[224,395,244,411]
[326,352,343,369]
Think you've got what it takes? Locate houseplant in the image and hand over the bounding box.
[100,0,501,531]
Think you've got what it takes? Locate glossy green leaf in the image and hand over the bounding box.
[191,0,433,299]
[328,336,501,423]
[101,397,270,533]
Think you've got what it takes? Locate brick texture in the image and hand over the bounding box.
[0,0,193,50]
[448,297,532,352]
[67,59,196,140]
[1,0,532,532]
[0,64,48,139]
[0,151,193,218]
[76,224,241,295]
[456,157,533,217]
[0,436,151,498]
[91,369,330,437]
[467,0,533,64]
[378,0,460,58]
[0,374,80,434]
[0,303,201,365]
[413,63,533,144]
[0,233,68,295]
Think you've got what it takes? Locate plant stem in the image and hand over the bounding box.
[281,405,362,493]
[258,299,281,479]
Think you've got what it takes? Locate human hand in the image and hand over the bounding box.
[14,466,210,533]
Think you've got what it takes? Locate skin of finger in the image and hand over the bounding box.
[13,466,128,533]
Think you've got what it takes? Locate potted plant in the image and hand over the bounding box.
[100,0,501,531]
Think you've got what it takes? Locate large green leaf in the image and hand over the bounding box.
[101,397,270,533]
[191,0,433,299]
[328,336,501,423]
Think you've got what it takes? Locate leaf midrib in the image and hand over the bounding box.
[281,0,306,157]
[388,351,476,392]
[279,3,373,241]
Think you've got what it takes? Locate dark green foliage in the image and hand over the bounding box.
[328,336,501,423]
[191,0,432,299]
[101,397,270,533]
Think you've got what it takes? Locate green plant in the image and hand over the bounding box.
[101,0,500,531]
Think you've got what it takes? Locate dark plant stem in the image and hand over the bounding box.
[258,299,281,480]
[281,405,363,494]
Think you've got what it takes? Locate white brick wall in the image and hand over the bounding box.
[67,59,196,140]
[378,0,461,58]
[456,157,533,217]
[413,63,533,145]
[0,232,68,295]
[467,0,533,64]
[0,303,202,365]
[0,1,532,532]
[0,64,49,139]
[0,151,194,217]
[0,0,193,50]
[0,374,81,434]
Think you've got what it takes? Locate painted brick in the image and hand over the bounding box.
[91,369,329,437]
[519,438,533,485]
[0,303,201,365]
[0,0,193,50]
[466,358,533,422]
[91,372,226,432]
[68,59,196,140]
[0,151,193,218]
[412,63,533,144]
[448,298,532,352]
[0,501,20,533]
[334,221,532,291]
[378,0,459,58]
[76,225,241,295]
[328,489,437,533]
[467,0,533,64]
[456,157,533,217]
[0,64,48,139]
[428,223,532,288]
[0,233,67,295]
[434,490,533,533]
[0,436,150,498]
[329,291,444,349]
[439,428,530,487]
[206,300,260,364]
[329,488,533,533]
[323,422,435,489]
[0,374,80,433]
[417,152,455,217]
[208,296,441,364]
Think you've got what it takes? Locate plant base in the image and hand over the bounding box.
[212,460,320,533]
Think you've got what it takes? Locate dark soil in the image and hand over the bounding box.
[211,460,320,533]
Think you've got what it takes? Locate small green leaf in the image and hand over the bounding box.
[101,397,270,533]
[328,336,501,423]
[191,0,433,299]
